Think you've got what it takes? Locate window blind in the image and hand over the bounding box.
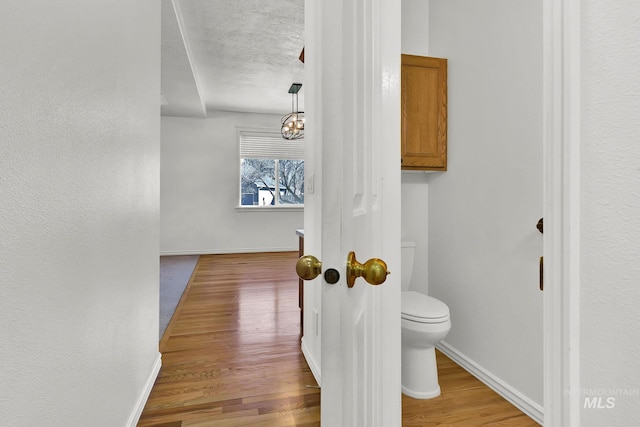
[239,130,304,160]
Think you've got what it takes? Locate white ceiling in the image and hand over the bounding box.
[161,0,305,118]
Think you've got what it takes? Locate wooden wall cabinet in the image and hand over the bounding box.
[401,54,448,171]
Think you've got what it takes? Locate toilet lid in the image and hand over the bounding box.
[401,291,450,322]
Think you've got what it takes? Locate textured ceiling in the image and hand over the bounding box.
[161,0,305,118]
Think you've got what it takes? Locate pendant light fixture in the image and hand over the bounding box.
[281,83,304,140]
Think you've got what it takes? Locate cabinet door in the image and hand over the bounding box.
[401,55,448,170]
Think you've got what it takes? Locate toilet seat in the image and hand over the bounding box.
[401,291,450,323]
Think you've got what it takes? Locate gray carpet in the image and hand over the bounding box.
[159,255,199,338]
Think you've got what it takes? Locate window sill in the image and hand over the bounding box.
[236,206,304,213]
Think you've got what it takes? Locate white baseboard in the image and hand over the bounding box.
[160,247,297,256]
[301,337,322,387]
[126,352,162,427]
[437,341,543,425]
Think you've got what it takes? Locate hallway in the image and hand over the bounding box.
[139,252,320,426]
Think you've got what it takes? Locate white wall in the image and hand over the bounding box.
[427,0,544,411]
[580,1,640,424]
[401,174,430,294]
[402,0,430,57]
[0,1,161,426]
[161,112,303,254]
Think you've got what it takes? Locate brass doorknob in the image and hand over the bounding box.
[296,255,322,280]
[346,251,390,288]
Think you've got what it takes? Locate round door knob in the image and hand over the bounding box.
[362,258,390,285]
[346,251,390,288]
[296,255,322,280]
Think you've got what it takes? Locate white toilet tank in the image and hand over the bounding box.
[401,241,416,291]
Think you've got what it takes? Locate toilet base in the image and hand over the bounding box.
[402,384,441,399]
[401,344,442,399]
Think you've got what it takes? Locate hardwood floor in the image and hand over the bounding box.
[139,252,320,427]
[139,252,539,427]
[402,351,540,426]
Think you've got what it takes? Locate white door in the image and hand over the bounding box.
[302,0,401,426]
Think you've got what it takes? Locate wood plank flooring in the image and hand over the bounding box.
[139,251,539,427]
[402,351,540,426]
[139,252,320,427]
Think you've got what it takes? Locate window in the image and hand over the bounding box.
[239,130,304,207]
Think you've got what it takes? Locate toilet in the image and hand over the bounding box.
[401,241,451,399]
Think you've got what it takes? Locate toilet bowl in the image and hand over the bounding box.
[401,242,451,399]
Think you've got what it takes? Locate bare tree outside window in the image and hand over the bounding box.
[278,159,304,204]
